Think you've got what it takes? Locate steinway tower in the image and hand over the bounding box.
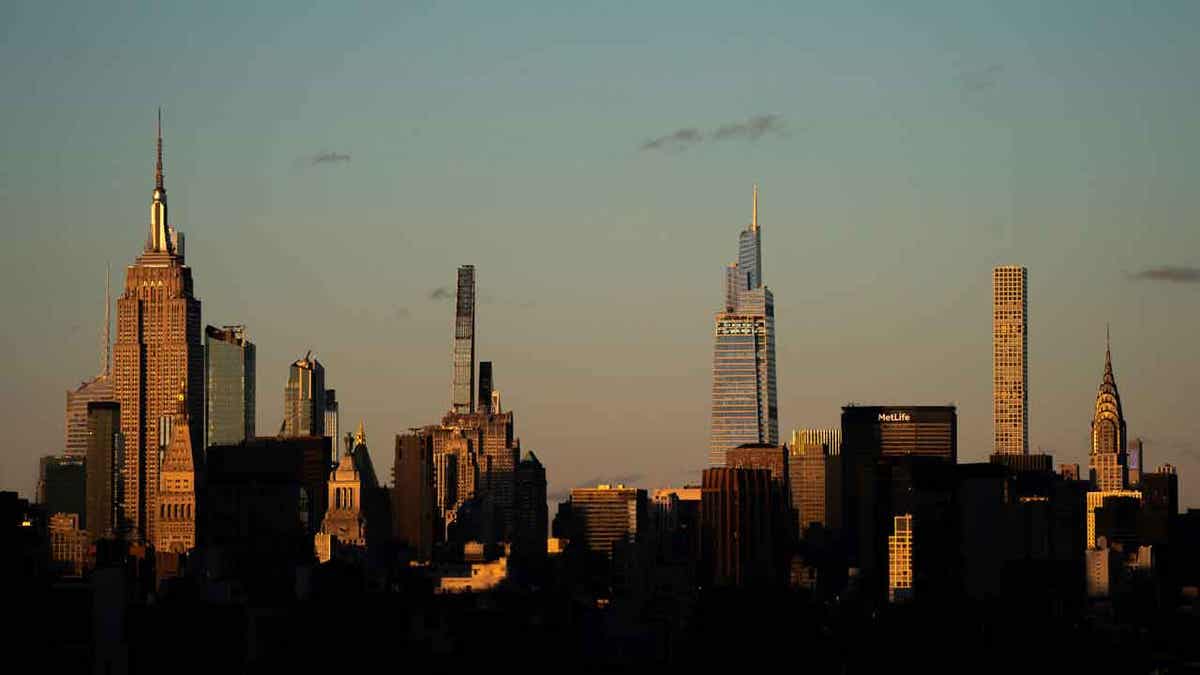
[114,110,203,543]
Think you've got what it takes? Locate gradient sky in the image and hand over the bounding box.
[2,1,1199,507]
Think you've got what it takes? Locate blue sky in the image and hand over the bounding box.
[2,1,1198,505]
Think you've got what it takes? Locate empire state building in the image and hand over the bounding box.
[114,111,203,543]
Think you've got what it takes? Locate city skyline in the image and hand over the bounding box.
[3,2,1200,510]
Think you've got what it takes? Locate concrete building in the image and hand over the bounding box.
[993,265,1028,456]
[49,512,88,577]
[789,441,828,531]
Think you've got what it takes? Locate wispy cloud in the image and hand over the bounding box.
[639,127,704,152]
[711,114,786,141]
[309,150,351,165]
[429,286,452,300]
[639,114,787,153]
[392,305,411,320]
[1129,266,1200,283]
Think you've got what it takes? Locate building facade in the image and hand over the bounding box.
[710,187,778,466]
[205,324,255,449]
[154,390,197,554]
[789,441,828,531]
[114,113,203,544]
[700,467,779,587]
[393,430,436,561]
[1090,334,1128,491]
[85,401,122,542]
[283,352,325,437]
[887,513,913,603]
[569,485,647,557]
[324,389,339,465]
[993,265,1028,456]
[791,427,842,456]
[451,265,476,414]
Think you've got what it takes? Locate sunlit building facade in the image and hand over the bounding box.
[888,513,913,603]
[1090,333,1128,491]
[570,484,647,557]
[993,265,1028,456]
[710,186,778,466]
[113,112,203,544]
[205,324,255,448]
[283,352,325,437]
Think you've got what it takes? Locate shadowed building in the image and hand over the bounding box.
[993,265,1028,456]
[283,352,325,437]
[1089,331,1128,491]
[393,430,436,561]
[41,456,86,527]
[570,484,647,558]
[114,111,203,544]
[710,186,778,466]
[513,451,548,561]
[318,424,368,561]
[65,267,116,459]
[205,325,255,449]
[324,389,339,466]
[701,467,780,587]
[85,401,122,542]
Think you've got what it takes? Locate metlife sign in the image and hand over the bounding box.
[877,411,912,423]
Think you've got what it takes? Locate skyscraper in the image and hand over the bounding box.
[65,266,115,458]
[1090,330,1128,491]
[205,324,255,448]
[791,427,842,456]
[710,186,778,466]
[993,265,1028,456]
[789,441,827,531]
[393,429,436,561]
[700,467,780,587]
[283,352,325,437]
[114,110,203,543]
[451,265,476,414]
[324,389,339,464]
[513,451,548,561]
[85,401,122,542]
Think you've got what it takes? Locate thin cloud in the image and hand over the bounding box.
[1129,266,1200,283]
[639,114,787,153]
[429,287,452,300]
[640,128,704,152]
[392,306,412,320]
[310,151,351,165]
[711,114,786,141]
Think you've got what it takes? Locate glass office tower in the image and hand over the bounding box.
[205,325,255,448]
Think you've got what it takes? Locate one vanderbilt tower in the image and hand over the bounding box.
[709,186,779,466]
[114,110,203,543]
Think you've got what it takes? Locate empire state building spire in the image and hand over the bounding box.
[148,108,172,254]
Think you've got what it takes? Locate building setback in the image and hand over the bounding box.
[114,111,203,544]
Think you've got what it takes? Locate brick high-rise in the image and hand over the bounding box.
[114,110,203,544]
